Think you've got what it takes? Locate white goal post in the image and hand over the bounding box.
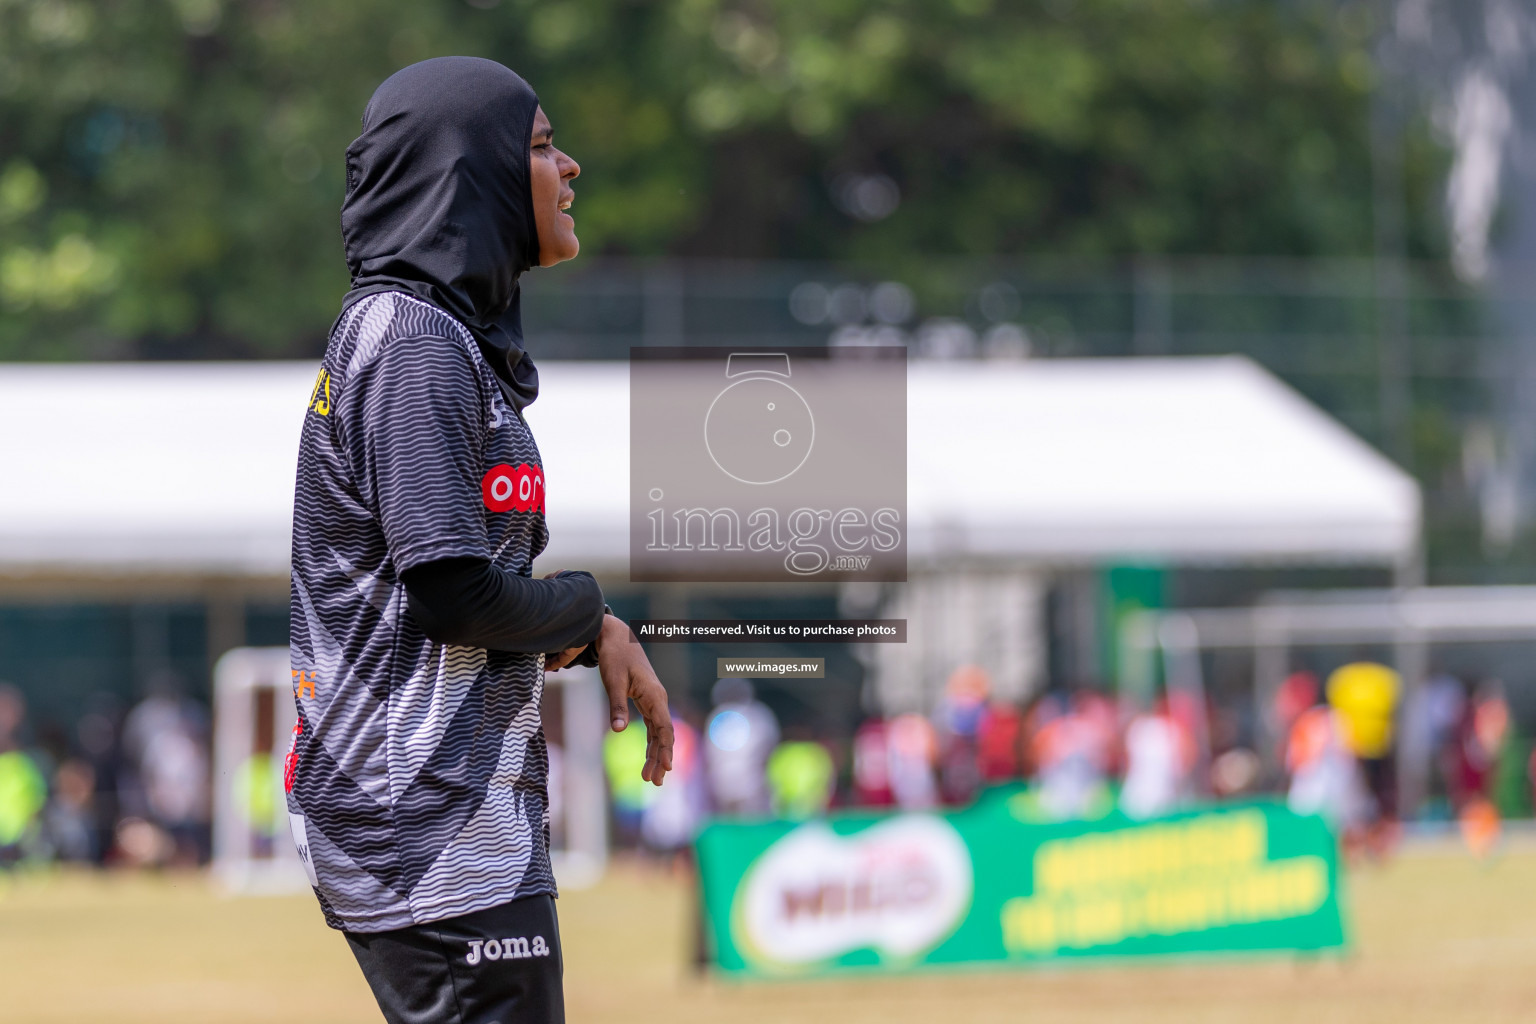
[211,647,609,894]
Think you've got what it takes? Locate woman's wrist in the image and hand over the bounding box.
[591,608,619,657]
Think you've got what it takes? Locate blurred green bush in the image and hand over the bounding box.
[0,0,1446,359]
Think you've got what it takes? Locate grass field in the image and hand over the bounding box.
[2,843,1535,1023]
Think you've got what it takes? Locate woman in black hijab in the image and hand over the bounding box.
[288,57,672,1024]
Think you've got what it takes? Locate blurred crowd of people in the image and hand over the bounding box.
[603,667,1241,857]
[601,659,1535,861]
[1278,661,1524,858]
[0,682,210,869]
[2,656,1528,871]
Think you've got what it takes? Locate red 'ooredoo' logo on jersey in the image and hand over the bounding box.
[482,463,545,513]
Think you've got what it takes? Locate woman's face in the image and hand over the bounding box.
[529,105,581,267]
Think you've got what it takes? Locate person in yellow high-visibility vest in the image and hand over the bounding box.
[0,749,45,863]
[1326,661,1400,828]
[0,686,45,865]
[766,740,835,819]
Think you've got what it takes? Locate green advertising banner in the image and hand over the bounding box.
[695,796,1345,977]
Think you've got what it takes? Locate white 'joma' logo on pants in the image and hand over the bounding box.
[466,936,551,965]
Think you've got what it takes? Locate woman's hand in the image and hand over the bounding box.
[594,614,674,786]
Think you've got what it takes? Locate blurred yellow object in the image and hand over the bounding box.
[604,725,656,811]
[230,754,280,837]
[0,750,45,846]
[765,740,834,818]
[1326,661,1400,758]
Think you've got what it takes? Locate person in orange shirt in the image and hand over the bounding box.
[1286,703,1366,842]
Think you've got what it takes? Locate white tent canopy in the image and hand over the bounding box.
[902,358,1419,566]
[0,356,1419,580]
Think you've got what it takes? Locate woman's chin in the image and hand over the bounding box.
[540,235,579,267]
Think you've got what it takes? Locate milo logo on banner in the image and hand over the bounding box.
[696,800,1344,978]
[731,816,973,969]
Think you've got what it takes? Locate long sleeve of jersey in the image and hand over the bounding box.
[401,558,605,660]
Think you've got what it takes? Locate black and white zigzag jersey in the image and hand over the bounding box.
[287,290,555,932]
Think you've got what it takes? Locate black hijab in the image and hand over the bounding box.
[339,57,542,411]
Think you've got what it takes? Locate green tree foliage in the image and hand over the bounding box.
[0,0,1446,358]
